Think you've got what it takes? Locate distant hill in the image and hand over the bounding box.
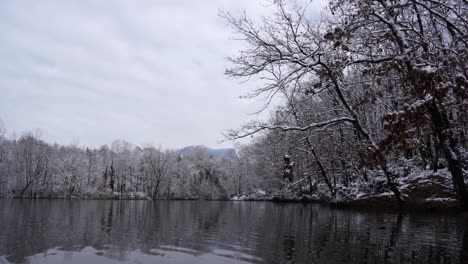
[179,145,237,159]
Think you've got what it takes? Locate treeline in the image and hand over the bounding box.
[0,129,242,199]
[222,0,468,207]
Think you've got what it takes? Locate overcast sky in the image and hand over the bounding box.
[0,0,327,149]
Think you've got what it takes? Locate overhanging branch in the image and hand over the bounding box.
[224,117,356,140]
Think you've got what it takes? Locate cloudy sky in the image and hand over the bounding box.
[0,0,327,149]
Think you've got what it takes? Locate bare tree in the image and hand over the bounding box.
[14,133,51,198]
[222,0,404,205]
[143,146,171,199]
[223,0,467,207]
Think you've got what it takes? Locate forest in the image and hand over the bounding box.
[222,0,468,209]
[0,127,243,200]
[0,0,467,210]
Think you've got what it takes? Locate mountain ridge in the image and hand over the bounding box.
[179,145,237,159]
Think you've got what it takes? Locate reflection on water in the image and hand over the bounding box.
[0,200,466,263]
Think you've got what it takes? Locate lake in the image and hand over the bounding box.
[0,200,466,263]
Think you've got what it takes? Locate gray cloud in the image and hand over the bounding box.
[0,0,327,149]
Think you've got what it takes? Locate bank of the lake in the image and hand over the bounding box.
[2,169,464,212]
[232,169,465,212]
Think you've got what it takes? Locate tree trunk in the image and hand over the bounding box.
[381,164,404,208]
[326,67,403,205]
[306,139,334,195]
[152,180,161,200]
[428,101,468,207]
[19,180,34,198]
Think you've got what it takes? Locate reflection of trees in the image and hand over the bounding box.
[384,214,403,264]
[0,200,465,263]
[282,237,296,262]
[459,216,468,264]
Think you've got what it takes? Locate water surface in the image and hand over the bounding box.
[0,200,466,263]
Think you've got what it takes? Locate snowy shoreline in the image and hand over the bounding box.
[230,169,465,211]
[1,170,464,211]
[0,195,462,212]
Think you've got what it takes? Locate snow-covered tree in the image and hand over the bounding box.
[223,0,467,207]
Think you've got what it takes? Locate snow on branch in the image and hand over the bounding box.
[224,117,356,140]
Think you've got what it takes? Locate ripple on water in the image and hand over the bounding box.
[0,200,465,264]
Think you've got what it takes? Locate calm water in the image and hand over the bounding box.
[0,200,467,264]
